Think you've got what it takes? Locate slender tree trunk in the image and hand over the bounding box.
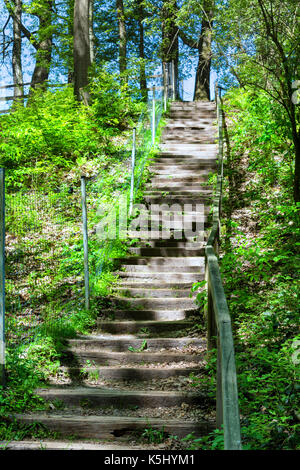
[12,0,23,106]
[89,0,95,64]
[290,113,300,202]
[30,1,54,90]
[74,0,91,101]
[161,0,179,99]
[193,0,213,101]
[137,0,147,100]
[116,0,127,79]
[67,0,75,83]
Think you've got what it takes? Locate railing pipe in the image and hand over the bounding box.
[129,127,137,216]
[152,88,156,145]
[81,175,90,311]
[0,169,5,387]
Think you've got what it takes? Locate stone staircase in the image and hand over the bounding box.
[12,101,218,449]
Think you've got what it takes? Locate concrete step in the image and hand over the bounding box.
[68,336,205,351]
[14,414,214,439]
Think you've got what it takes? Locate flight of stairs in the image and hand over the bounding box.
[11,101,218,450]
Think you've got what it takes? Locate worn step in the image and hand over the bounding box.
[115,287,195,298]
[113,271,201,282]
[136,240,207,248]
[128,247,205,257]
[68,336,205,351]
[144,195,212,204]
[97,319,195,334]
[65,366,202,381]
[119,265,202,274]
[0,440,141,450]
[114,256,205,266]
[65,349,203,366]
[36,388,204,408]
[102,308,199,322]
[103,308,196,324]
[14,414,214,439]
[105,298,196,310]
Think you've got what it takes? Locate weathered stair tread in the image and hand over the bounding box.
[14,414,215,439]
[68,336,205,351]
[0,440,142,450]
[62,366,201,380]
[114,256,205,265]
[100,309,198,321]
[36,387,205,407]
[114,287,196,298]
[66,350,204,365]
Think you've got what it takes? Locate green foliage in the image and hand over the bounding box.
[181,429,224,450]
[219,87,300,450]
[142,425,166,444]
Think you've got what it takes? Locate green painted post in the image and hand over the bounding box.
[81,176,90,311]
[152,87,156,146]
[129,127,136,216]
[0,169,5,387]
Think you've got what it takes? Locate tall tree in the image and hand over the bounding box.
[4,0,54,90]
[215,0,300,201]
[116,0,127,78]
[161,0,179,98]
[178,0,214,101]
[73,0,91,100]
[12,0,23,104]
[137,0,147,99]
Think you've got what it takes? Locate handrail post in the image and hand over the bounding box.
[0,168,5,387]
[163,62,168,112]
[152,88,156,145]
[81,175,90,311]
[129,127,136,216]
[171,60,176,101]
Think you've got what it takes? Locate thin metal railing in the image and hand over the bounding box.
[205,84,242,450]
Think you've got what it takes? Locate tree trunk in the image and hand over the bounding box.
[89,0,95,64]
[193,0,214,101]
[137,0,147,100]
[290,111,300,202]
[116,0,127,79]
[12,0,23,106]
[161,0,179,99]
[74,0,91,101]
[30,1,54,91]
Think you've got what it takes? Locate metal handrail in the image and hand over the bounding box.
[205,84,242,450]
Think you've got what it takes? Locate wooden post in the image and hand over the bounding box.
[216,334,223,429]
[81,176,90,310]
[129,127,136,216]
[152,88,156,145]
[0,169,5,387]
